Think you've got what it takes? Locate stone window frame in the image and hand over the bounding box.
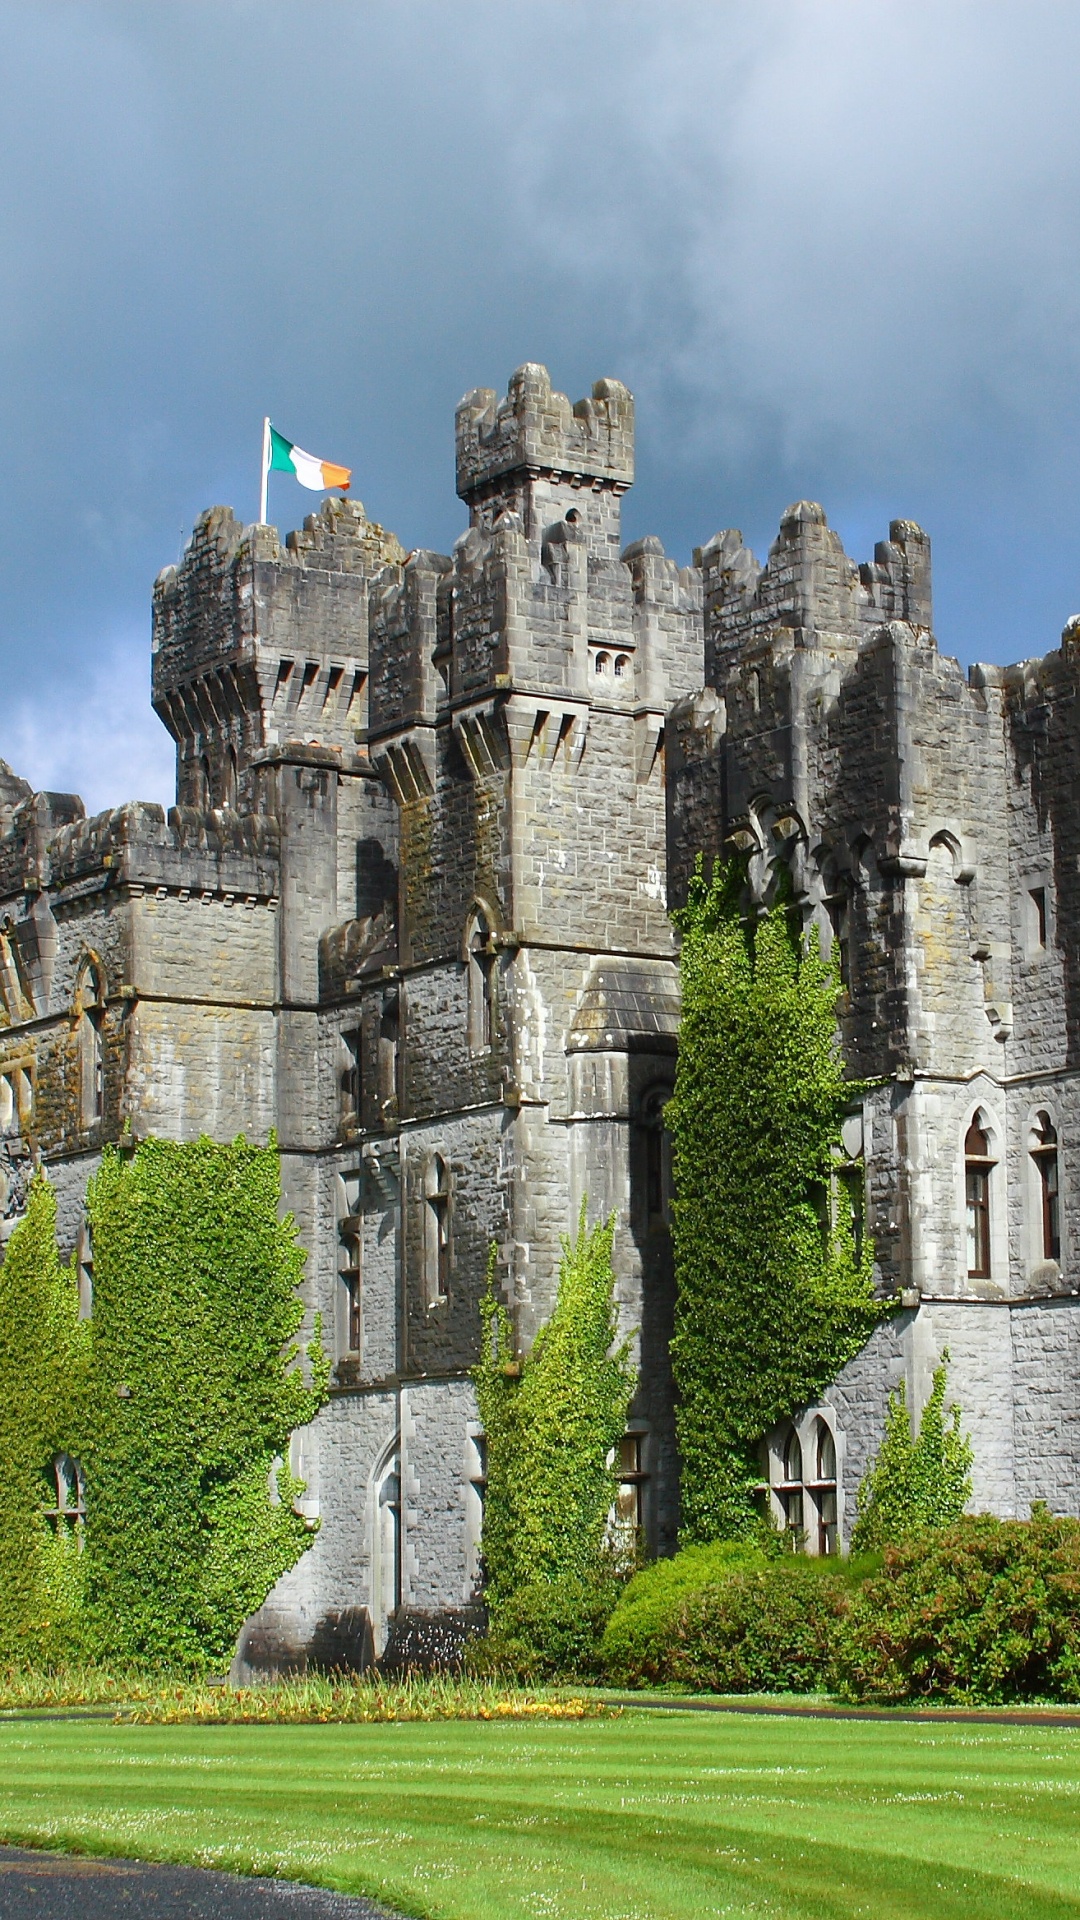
[337,1168,364,1358]
[608,1422,650,1552]
[421,1151,452,1310]
[74,956,106,1131]
[1021,871,1054,962]
[761,1408,842,1556]
[43,1453,86,1543]
[1025,1102,1065,1283]
[957,1100,1008,1293]
[338,1025,364,1132]
[462,905,496,1055]
[463,1422,487,1600]
[369,1433,402,1651]
[637,1082,674,1234]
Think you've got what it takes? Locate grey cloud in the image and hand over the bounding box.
[2,2,1080,805]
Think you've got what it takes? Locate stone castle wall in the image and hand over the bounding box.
[2,363,1080,1668]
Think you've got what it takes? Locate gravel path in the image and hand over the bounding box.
[0,1847,400,1918]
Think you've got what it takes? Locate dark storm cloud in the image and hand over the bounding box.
[3,1,1080,807]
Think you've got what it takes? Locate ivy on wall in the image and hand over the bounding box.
[474,1207,635,1604]
[851,1352,973,1550]
[0,1137,327,1670]
[0,1177,85,1659]
[668,856,887,1544]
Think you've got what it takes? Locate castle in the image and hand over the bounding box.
[1,364,1077,1668]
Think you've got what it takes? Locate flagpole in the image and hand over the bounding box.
[259,417,271,525]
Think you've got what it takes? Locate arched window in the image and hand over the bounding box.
[811,1419,838,1556]
[223,744,238,809]
[594,651,610,676]
[43,1454,86,1542]
[641,1086,673,1231]
[613,654,629,679]
[769,1415,840,1555]
[423,1154,450,1307]
[465,911,494,1053]
[200,753,212,807]
[75,964,105,1129]
[1031,1112,1061,1264]
[965,1114,995,1279]
[776,1425,804,1540]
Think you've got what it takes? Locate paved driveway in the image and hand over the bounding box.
[0,1848,398,1917]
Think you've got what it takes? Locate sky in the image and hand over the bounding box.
[4,0,1080,813]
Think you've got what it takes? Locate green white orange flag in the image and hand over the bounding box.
[259,418,351,521]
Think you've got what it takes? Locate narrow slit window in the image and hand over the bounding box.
[1030,887,1048,951]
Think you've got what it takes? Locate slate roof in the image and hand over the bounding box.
[568,957,680,1052]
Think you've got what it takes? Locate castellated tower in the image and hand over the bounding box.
[669,499,1080,1537]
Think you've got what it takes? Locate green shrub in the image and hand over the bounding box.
[851,1354,972,1550]
[469,1575,620,1681]
[474,1208,635,1602]
[669,1560,850,1695]
[837,1509,1080,1703]
[601,1541,769,1686]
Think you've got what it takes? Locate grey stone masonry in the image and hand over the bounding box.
[4,367,1080,1670]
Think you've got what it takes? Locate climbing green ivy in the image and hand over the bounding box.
[0,1137,326,1671]
[851,1351,973,1550]
[474,1206,635,1604]
[668,856,887,1544]
[0,1176,86,1660]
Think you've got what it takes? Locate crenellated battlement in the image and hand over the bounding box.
[697,503,933,684]
[152,499,405,811]
[456,364,633,513]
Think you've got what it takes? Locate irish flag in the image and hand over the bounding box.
[259,418,351,520]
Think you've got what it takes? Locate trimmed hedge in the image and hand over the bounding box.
[469,1575,620,1682]
[600,1542,768,1686]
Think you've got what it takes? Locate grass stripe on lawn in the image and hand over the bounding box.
[1,1710,1079,1919]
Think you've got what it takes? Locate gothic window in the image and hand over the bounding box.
[613,654,629,678]
[43,1455,86,1542]
[769,1416,839,1555]
[223,744,238,808]
[422,1154,450,1307]
[200,753,212,807]
[1031,1112,1061,1264]
[811,1420,838,1557]
[465,911,494,1053]
[340,1027,363,1129]
[965,1115,995,1279]
[594,651,610,676]
[641,1087,673,1231]
[775,1425,805,1542]
[338,1171,363,1355]
[76,964,105,1129]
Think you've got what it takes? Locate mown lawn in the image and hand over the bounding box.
[1,1710,1080,1920]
